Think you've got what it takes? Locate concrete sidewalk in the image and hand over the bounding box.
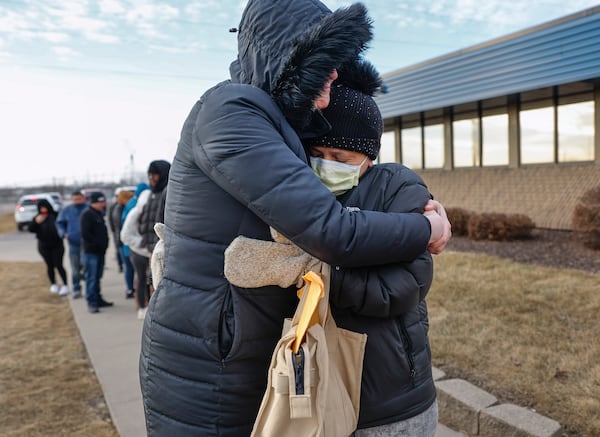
[67,249,147,437]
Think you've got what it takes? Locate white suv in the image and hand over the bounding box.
[14,193,63,231]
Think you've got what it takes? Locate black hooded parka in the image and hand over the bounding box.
[139,1,433,435]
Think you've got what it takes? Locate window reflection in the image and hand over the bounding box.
[424,124,444,168]
[401,127,422,169]
[379,131,397,163]
[558,101,594,162]
[520,107,554,164]
[482,114,509,166]
[453,118,480,167]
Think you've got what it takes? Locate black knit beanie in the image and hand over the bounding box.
[304,84,383,160]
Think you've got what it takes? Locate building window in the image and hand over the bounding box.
[424,124,444,168]
[482,113,509,166]
[520,107,554,164]
[453,118,480,167]
[401,126,422,169]
[379,131,397,163]
[558,101,594,162]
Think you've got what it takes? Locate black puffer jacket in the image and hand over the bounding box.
[139,160,170,253]
[28,199,62,249]
[139,1,432,435]
[331,164,436,428]
[80,206,109,255]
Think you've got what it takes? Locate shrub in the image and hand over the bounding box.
[446,207,472,236]
[572,186,600,250]
[468,212,535,241]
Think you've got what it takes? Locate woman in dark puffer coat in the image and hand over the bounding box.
[139,1,448,435]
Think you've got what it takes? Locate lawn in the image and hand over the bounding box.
[0,215,118,436]
[428,252,600,436]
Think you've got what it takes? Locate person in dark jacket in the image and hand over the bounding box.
[112,189,135,298]
[56,190,88,299]
[137,159,170,306]
[304,85,439,435]
[139,1,451,435]
[29,198,69,296]
[80,192,111,313]
[224,84,441,436]
[108,193,124,273]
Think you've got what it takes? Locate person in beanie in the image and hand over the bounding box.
[139,1,451,434]
[136,159,170,318]
[224,82,443,435]
[305,83,440,435]
[80,192,111,313]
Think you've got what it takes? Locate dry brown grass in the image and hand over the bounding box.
[429,252,600,436]
[0,261,118,437]
[0,212,16,234]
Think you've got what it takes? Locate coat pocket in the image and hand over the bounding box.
[218,288,235,359]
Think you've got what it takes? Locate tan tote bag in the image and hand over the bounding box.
[251,263,367,437]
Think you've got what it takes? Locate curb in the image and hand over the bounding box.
[433,367,562,437]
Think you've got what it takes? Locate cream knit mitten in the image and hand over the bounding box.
[150,223,165,289]
[224,228,321,288]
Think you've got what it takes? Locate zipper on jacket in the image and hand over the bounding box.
[292,347,305,395]
[398,316,417,384]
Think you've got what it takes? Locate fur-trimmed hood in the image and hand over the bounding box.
[230,0,381,130]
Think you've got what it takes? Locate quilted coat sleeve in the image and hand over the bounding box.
[329,166,434,317]
[192,85,432,267]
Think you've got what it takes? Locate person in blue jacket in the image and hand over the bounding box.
[139,1,451,435]
[56,190,88,299]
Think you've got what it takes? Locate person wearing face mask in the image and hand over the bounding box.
[224,81,443,435]
[139,1,451,435]
[302,82,440,436]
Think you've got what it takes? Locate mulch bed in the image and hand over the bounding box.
[446,229,600,274]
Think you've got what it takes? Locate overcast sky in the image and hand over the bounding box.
[1,0,598,188]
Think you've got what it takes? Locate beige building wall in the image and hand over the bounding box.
[415,163,600,230]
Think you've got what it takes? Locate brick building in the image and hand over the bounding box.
[374,6,600,230]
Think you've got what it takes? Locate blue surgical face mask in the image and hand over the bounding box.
[310,156,368,196]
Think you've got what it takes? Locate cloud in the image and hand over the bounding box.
[51,46,79,58]
[99,0,127,15]
[125,3,180,39]
[38,31,70,43]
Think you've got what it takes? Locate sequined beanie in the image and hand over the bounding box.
[305,84,383,160]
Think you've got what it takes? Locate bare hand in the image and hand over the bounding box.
[424,200,452,254]
[34,214,46,224]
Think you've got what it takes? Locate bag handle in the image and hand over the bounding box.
[291,271,324,354]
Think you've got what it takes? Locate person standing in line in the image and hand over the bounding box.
[137,160,170,301]
[139,1,450,435]
[107,192,124,273]
[120,182,152,319]
[29,198,69,296]
[136,160,171,319]
[56,190,88,299]
[80,192,111,314]
[111,189,135,299]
